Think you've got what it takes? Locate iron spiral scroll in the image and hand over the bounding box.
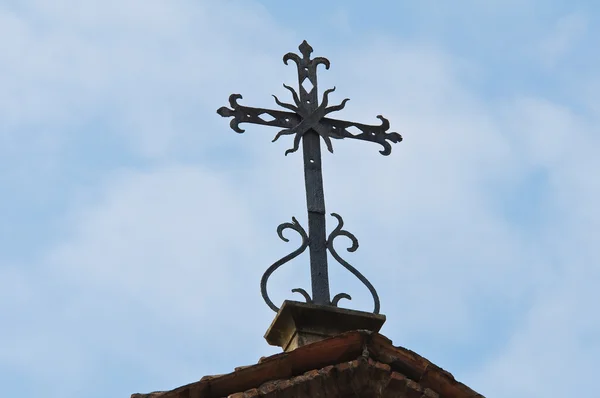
[260,213,381,314]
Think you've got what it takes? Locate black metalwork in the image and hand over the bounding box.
[327,213,380,314]
[260,217,309,312]
[218,41,401,314]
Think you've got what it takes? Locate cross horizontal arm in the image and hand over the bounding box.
[217,94,300,133]
[320,115,403,156]
[218,93,402,155]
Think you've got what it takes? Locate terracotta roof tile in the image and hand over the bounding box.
[132,330,483,398]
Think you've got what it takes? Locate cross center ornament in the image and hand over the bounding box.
[218,41,402,314]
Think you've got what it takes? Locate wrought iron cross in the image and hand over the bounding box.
[217,41,401,314]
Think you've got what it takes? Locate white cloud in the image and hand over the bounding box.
[472,267,599,397]
[1,165,284,394]
[0,0,295,159]
[540,11,588,67]
[313,37,600,395]
[329,8,352,35]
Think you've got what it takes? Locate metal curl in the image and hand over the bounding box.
[291,288,313,303]
[283,52,301,66]
[313,124,334,153]
[261,217,309,312]
[272,94,298,113]
[321,134,334,154]
[272,128,295,143]
[324,98,350,115]
[332,292,352,306]
[376,115,390,130]
[326,213,381,314]
[284,130,303,156]
[228,93,242,108]
[320,86,336,108]
[229,118,244,133]
[282,84,302,109]
[313,56,331,70]
[378,141,392,156]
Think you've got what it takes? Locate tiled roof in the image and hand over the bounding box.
[132,330,483,398]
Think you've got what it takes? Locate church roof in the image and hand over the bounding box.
[132,330,483,398]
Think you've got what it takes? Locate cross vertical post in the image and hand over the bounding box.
[297,52,330,306]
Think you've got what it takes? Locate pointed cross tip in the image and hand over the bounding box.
[216,107,230,117]
[299,40,313,57]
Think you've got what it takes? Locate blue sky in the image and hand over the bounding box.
[1,1,599,397]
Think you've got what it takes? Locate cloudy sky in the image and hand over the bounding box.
[1,1,599,397]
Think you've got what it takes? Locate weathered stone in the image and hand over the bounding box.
[264,300,386,351]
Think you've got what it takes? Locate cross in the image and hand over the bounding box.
[217,41,401,314]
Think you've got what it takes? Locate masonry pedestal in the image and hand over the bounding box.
[264,300,386,352]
